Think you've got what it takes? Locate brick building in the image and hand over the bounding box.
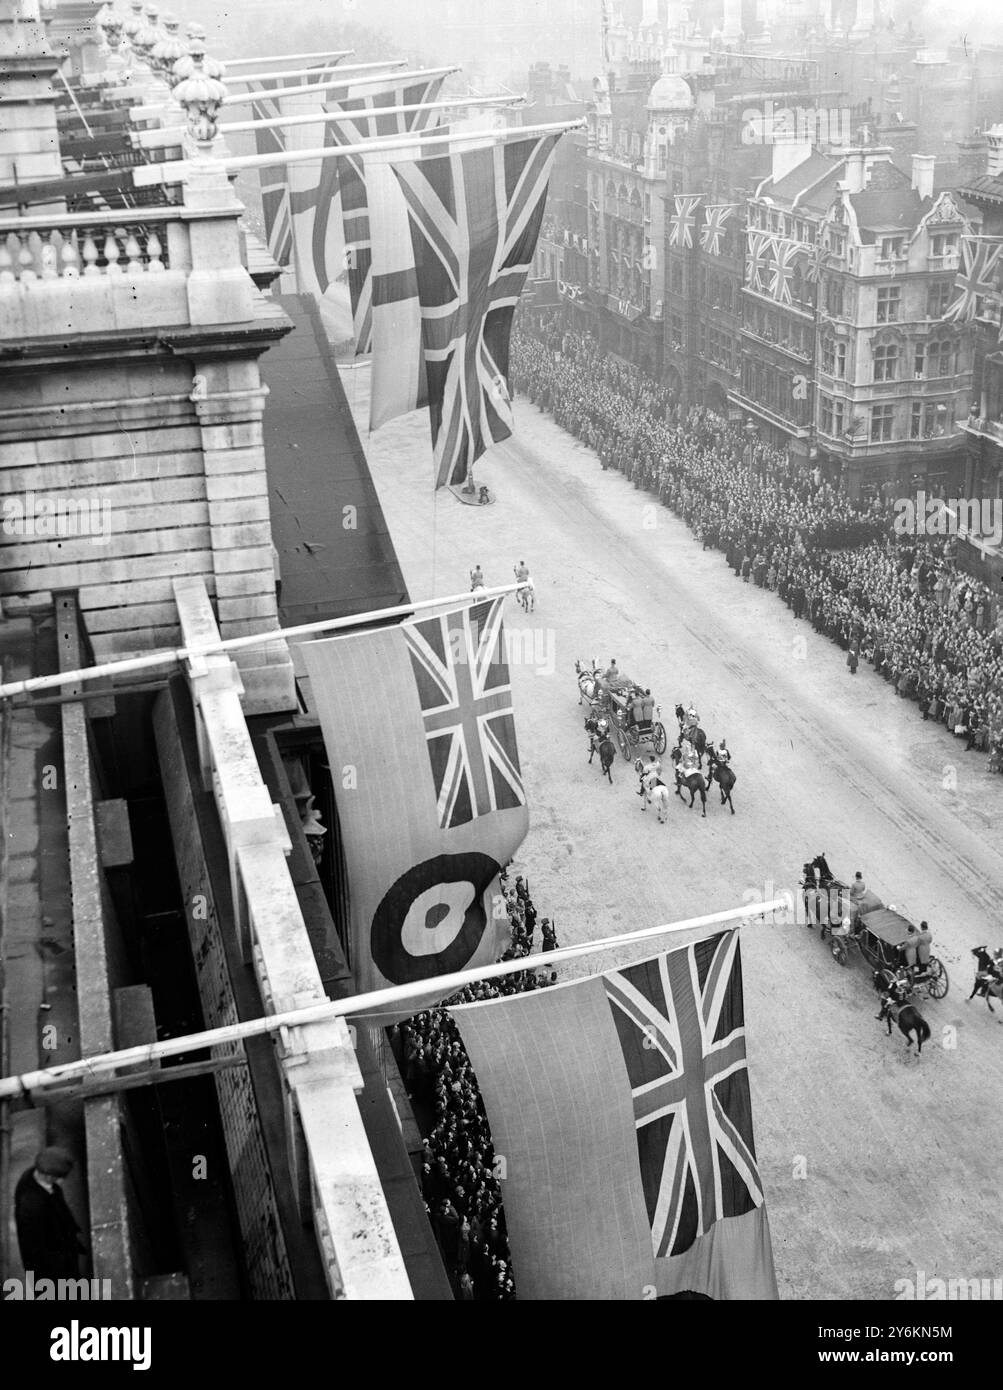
[813,159,975,499]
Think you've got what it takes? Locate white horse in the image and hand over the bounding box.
[635,758,671,823]
[576,658,602,706]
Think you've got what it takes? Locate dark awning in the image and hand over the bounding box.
[260,294,409,626]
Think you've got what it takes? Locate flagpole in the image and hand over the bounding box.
[0,900,785,1101]
[221,50,354,69]
[217,64,461,107]
[133,118,586,188]
[0,582,527,701]
[223,61,406,87]
[220,92,527,137]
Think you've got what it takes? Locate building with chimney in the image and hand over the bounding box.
[812,152,976,498]
[726,138,974,495]
[584,65,696,369]
[661,52,840,409]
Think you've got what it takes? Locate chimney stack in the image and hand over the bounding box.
[988,125,1003,179]
[911,153,935,200]
[842,150,867,194]
[771,137,812,183]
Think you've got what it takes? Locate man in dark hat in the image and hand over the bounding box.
[14,1147,87,1280]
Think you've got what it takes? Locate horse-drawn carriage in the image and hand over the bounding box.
[800,856,948,1002]
[831,908,949,1002]
[575,659,667,762]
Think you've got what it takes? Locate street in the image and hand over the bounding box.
[343,363,1003,1300]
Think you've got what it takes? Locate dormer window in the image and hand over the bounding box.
[880,236,905,260]
[931,233,958,258]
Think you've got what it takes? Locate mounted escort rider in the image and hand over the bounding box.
[513,559,534,612]
[585,709,611,763]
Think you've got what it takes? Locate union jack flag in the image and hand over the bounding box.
[746,229,775,295]
[699,203,736,256]
[769,238,800,305]
[404,596,526,829]
[604,931,764,1259]
[248,81,301,269]
[669,195,702,249]
[327,75,448,355]
[943,236,1003,324]
[246,71,340,289]
[393,133,561,489]
[801,237,828,284]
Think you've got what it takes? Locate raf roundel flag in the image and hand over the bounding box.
[300,596,529,993]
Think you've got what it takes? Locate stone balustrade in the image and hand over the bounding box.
[0,201,256,337]
[0,221,168,283]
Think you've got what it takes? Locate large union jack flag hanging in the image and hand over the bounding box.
[699,203,736,256]
[393,133,561,489]
[247,69,344,295]
[328,74,448,355]
[248,76,310,270]
[604,930,764,1259]
[404,596,525,829]
[669,195,702,249]
[943,235,1003,324]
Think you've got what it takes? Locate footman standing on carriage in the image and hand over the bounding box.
[912,921,933,978]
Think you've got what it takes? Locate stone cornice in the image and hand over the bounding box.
[0,312,294,372]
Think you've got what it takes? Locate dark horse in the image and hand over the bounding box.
[707,747,736,814]
[585,711,610,762]
[876,992,931,1056]
[595,736,616,784]
[967,946,1003,1013]
[670,746,707,817]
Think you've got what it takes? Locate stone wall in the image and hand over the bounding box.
[153,684,296,1300]
[0,352,281,668]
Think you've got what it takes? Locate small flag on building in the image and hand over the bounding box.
[943,235,1003,324]
[746,229,775,294]
[769,238,799,305]
[669,195,702,249]
[699,203,736,256]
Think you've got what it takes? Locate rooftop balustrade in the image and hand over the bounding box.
[0,200,256,340]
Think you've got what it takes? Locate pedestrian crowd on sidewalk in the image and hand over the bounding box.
[391,869,559,1299]
[511,312,1003,773]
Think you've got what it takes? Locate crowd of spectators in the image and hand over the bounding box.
[510,311,1003,772]
[391,869,559,1299]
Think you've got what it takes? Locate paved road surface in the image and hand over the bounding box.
[342,363,1003,1300]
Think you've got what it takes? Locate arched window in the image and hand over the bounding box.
[927,340,954,377]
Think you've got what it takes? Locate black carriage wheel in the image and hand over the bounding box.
[653,722,667,755]
[619,727,632,761]
[926,958,949,999]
